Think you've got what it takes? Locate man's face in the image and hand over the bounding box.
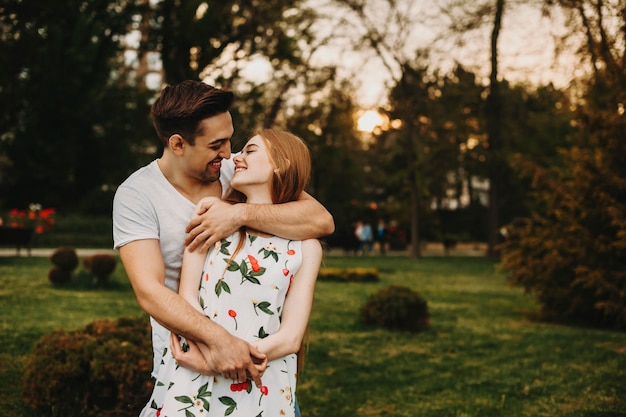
[185,112,234,184]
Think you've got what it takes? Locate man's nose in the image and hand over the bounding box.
[219,143,231,159]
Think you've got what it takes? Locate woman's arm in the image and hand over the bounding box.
[254,239,323,361]
[179,246,207,312]
[120,239,266,384]
[172,243,269,378]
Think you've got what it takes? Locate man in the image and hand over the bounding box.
[113,80,334,415]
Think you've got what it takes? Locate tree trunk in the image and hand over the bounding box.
[486,0,505,258]
[406,125,421,259]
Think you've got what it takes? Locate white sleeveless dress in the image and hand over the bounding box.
[141,231,302,417]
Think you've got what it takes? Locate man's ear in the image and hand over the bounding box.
[168,134,185,153]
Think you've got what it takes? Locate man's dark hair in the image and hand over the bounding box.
[150,80,235,146]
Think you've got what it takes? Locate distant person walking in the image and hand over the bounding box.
[376,219,387,255]
[355,220,373,255]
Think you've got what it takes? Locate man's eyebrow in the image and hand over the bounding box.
[208,137,230,146]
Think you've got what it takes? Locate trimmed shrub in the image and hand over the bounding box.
[50,246,79,271]
[318,267,379,282]
[360,285,430,333]
[47,266,72,285]
[21,316,153,417]
[83,253,117,285]
[48,247,79,285]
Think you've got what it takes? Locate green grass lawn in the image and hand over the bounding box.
[1,254,625,416]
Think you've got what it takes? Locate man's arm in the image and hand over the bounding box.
[119,239,265,386]
[185,192,334,252]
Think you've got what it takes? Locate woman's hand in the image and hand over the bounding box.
[169,332,217,375]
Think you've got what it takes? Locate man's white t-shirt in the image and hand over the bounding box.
[112,158,234,377]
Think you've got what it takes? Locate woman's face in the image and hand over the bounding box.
[231,134,274,204]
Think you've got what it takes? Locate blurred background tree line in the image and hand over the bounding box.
[0,0,624,324]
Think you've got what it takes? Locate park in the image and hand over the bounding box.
[1,0,625,416]
[1,242,625,416]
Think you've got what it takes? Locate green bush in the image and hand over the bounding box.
[318,267,379,282]
[48,247,79,285]
[21,316,153,417]
[47,266,72,285]
[49,246,79,271]
[35,215,113,248]
[359,285,430,333]
[83,253,117,286]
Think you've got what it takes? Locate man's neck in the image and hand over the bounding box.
[157,159,222,204]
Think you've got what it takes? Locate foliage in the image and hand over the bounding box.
[5,204,55,234]
[499,0,626,329]
[0,0,155,213]
[149,0,326,133]
[47,267,71,285]
[149,0,312,83]
[318,267,379,282]
[284,80,368,238]
[83,253,117,286]
[35,214,114,248]
[21,316,153,417]
[49,247,79,272]
[48,246,79,285]
[499,129,626,328]
[359,285,429,333]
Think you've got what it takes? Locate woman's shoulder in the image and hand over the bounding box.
[301,238,322,253]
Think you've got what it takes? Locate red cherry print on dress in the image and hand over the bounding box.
[228,309,238,330]
[230,381,249,391]
[259,385,269,406]
[205,272,209,281]
[286,240,296,255]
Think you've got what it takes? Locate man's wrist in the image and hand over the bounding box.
[235,202,250,228]
[200,315,229,348]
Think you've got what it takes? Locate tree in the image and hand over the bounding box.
[500,0,626,328]
[485,0,505,258]
[444,0,507,256]
[0,0,153,213]
[333,0,442,258]
[147,0,318,128]
[284,79,367,245]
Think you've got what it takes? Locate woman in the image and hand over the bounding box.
[142,129,323,417]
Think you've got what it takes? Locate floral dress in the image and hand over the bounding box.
[141,232,302,417]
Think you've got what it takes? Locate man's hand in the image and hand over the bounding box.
[170,332,267,386]
[206,331,267,387]
[184,197,244,252]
